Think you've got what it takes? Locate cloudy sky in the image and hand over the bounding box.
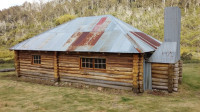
[0,0,49,10]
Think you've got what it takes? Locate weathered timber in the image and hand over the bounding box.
[132,54,139,93]
[152,70,168,75]
[152,78,168,83]
[80,71,132,79]
[151,63,169,67]
[152,82,168,86]
[152,74,168,79]
[178,60,183,84]
[152,66,169,71]
[60,78,132,90]
[60,73,133,83]
[54,51,59,81]
[61,76,132,87]
[152,85,168,90]
[168,64,174,93]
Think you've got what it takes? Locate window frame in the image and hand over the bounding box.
[80,57,106,70]
[32,55,41,65]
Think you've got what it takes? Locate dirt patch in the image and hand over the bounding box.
[147,89,169,96]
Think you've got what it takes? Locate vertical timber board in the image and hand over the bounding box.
[14,50,20,77]
[168,64,174,93]
[133,54,139,93]
[54,51,59,81]
[139,54,144,93]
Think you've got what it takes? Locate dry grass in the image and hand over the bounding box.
[0,63,200,112]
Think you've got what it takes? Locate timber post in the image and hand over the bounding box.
[14,50,20,77]
[138,54,144,93]
[132,54,139,93]
[168,64,174,93]
[54,51,59,82]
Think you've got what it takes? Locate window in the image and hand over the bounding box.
[32,55,41,64]
[81,58,106,69]
[81,58,93,68]
[95,59,106,69]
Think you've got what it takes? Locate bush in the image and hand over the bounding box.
[55,14,76,25]
[181,52,193,60]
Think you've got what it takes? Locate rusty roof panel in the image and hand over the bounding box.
[10,15,161,53]
[130,32,161,49]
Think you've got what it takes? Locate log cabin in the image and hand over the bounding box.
[10,7,182,93]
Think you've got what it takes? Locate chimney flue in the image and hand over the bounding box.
[148,7,181,63]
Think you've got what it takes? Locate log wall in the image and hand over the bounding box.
[151,61,182,92]
[18,51,54,80]
[58,52,135,90]
[15,50,183,93]
[16,51,144,92]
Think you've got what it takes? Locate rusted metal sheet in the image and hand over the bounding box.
[130,32,161,49]
[10,15,161,53]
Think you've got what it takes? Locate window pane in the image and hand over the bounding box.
[95,59,97,63]
[90,58,92,63]
[82,58,85,62]
[82,63,85,67]
[94,58,106,69]
[33,55,41,64]
[103,59,106,63]
[90,64,93,68]
[86,63,89,67]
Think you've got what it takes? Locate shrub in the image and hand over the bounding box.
[181,52,193,60]
[55,14,76,26]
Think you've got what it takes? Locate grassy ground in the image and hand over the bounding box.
[0,63,200,112]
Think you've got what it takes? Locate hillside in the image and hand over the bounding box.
[0,0,200,62]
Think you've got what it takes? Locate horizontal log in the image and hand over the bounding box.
[20,71,54,78]
[152,70,168,75]
[107,67,132,72]
[173,84,178,88]
[20,75,54,81]
[59,70,80,74]
[60,76,132,87]
[59,67,80,71]
[59,62,79,65]
[107,63,132,68]
[173,88,178,92]
[80,71,132,79]
[152,85,168,90]
[173,79,179,84]
[60,73,132,83]
[152,67,168,71]
[152,63,169,67]
[152,78,168,83]
[60,78,133,90]
[152,82,168,86]
[152,74,168,79]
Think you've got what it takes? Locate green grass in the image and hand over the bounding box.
[0,63,200,112]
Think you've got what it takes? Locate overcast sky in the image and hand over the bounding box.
[0,0,49,10]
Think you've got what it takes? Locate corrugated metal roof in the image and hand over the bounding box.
[10,15,161,53]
